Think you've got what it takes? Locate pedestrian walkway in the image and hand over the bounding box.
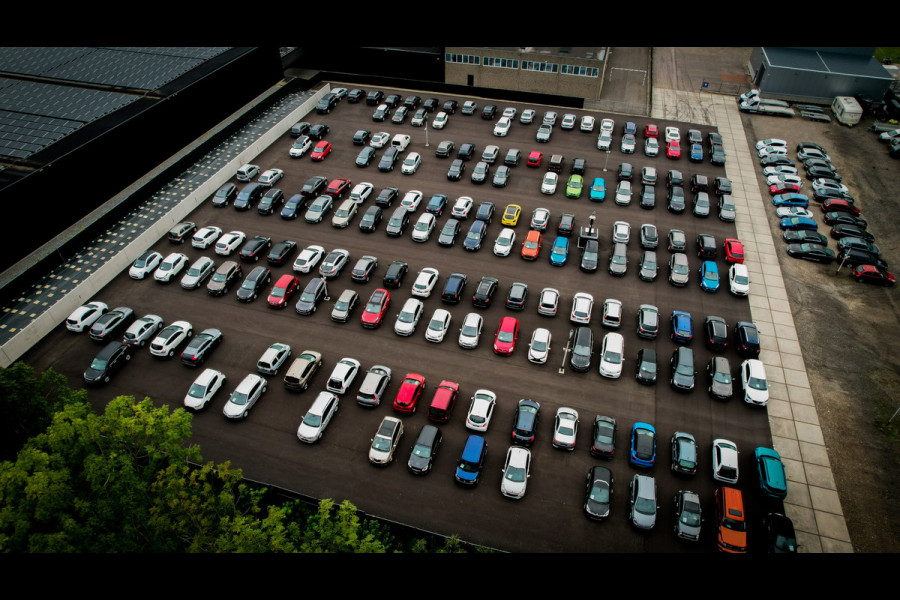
[652,88,854,552]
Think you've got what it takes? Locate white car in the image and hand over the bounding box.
[149,320,192,357]
[644,137,659,157]
[122,314,163,347]
[235,163,259,181]
[500,446,531,500]
[766,174,804,188]
[223,373,267,420]
[401,152,422,175]
[541,172,558,194]
[580,115,595,132]
[552,407,579,450]
[741,359,769,406]
[664,126,680,142]
[349,182,374,203]
[493,116,512,136]
[411,267,439,298]
[570,292,594,324]
[184,368,226,411]
[288,135,311,158]
[451,196,474,219]
[256,342,291,375]
[530,207,550,231]
[258,168,284,187]
[394,298,424,336]
[465,389,496,431]
[128,250,162,279]
[520,109,536,123]
[620,134,636,153]
[325,358,361,394]
[729,263,750,296]
[502,107,518,119]
[528,327,552,364]
[612,220,631,244]
[400,190,423,211]
[598,332,625,379]
[762,165,798,177]
[537,287,559,316]
[356,365,392,407]
[596,131,612,151]
[755,138,787,150]
[432,111,449,129]
[493,228,516,256]
[297,391,340,443]
[65,301,108,332]
[411,212,436,242]
[602,298,623,328]
[192,225,223,249]
[292,244,326,274]
[370,131,390,148]
[712,438,739,484]
[368,416,404,465]
[775,206,813,219]
[757,145,787,158]
[425,309,452,343]
[600,118,615,133]
[154,252,189,282]
[180,256,215,290]
[458,312,484,349]
[811,179,849,195]
[214,231,246,256]
[615,181,632,205]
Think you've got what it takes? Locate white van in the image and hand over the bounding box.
[832,96,862,126]
[391,133,411,151]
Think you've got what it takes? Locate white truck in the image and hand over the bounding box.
[832,96,862,126]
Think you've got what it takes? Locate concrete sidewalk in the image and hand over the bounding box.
[651,88,853,552]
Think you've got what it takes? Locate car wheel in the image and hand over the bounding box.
[168,349,174,357]
[103,375,110,383]
[125,353,132,361]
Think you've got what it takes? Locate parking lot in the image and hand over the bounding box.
[24,85,784,552]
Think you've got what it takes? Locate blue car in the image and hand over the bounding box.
[772,193,809,208]
[454,434,488,487]
[755,447,788,500]
[624,121,636,135]
[425,193,448,216]
[630,422,657,468]
[689,143,703,162]
[281,193,306,219]
[671,310,693,344]
[549,236,569,266]
[590,177,606,202]
[779,216,818,231]
[462,220,487,251]
[699,260,720,292]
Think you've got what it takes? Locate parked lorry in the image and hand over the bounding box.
[832,96,862,126]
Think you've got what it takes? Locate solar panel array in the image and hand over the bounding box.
[0,47,231,160]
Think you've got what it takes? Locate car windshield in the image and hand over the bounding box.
[462,323,479,336]
[188,383,206,398]
[723,516,746,532]
[497,236,511,246]
[734,273,749,285]
[635,495,655,515]
[611,254,626,265]
[229,392,248,406]
[680,502,701,526]
[525,241,538,249]
[706,270,719,281]
[302,412,322,428]
[300,292,315,302]
[211,272,227,282]
[604,350,622,364]
[748,376,768,391]
[412,443,432,458]
[429,318,444,330]
[398,311,416,323]
[270,287,285,298]
[89,358,108,370]
[371,436,392,452]
[590,481,610,503]
[505,464,527,483]
[532,338,547,352]
[714,371,732,384]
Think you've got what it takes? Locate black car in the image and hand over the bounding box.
[670,347,695,392]
[782,230,828,245]
[734,321,761,358]
[707,356,733,400]
[281,194,307,219]
[366,90,384,105]
[558,213,575,236]
[458,143,476,161]
[441,272,467,304]
[511,399,540,446]
[316,93,337,114]
[408,424,442,475]
[84,341,132,385]
[300,175,328,199]
[379,147,400,172]
[266,240,297,266]
[290,121,311,137]
[426,193,448,216]
[475,201,495,223]
[667,186,686,213]
[806,166,840,181]
[356,146,376,167]
[696,234,717,259]
[462,220,486,251]
[257,188,284,215]
[437,218,461,246]
[480,104,497,119]
[584,466,613,521]
[639,185,655,209]
[212,182,238,207]
[831,224,874,242]
[492,165,510,187]
[233,183,263,211]
[347,88,366,103]
[375,186,399,208]
[236,266,271,302]
[423,97,439,112]
[786,243,836,263]
[814,188,853,204]
[617,162,633,181]
[308,123,330,140]
[764,513,798,553]
[505,148,521,166]
[590,416,617,458]
[580,240,599,272]
[705,316,729,352]
[442,99,459,114]
[709,144,726,166]
[385,207,410,237]
[239,235,272,263]
[404,95,421,110]
[569,326,593,372]
[352,129,371,145]
[837,248,888,270]
[505,282,528,310]
[472,276,499,308]
[89,307,135,343]
[359,205,382,232]
[383,261,408,288]
[295,278,326,315]
[823,212,867,229]
[447,159,466,180]
[180,328,222,367]
[635,348,658,385]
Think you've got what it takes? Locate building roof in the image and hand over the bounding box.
[761,47,893,80]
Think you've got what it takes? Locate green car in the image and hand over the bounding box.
[566,174,584,198]
[755,447,787,500]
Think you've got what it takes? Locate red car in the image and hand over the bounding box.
[360,288,391,328]
[666,140,681,159]
[267,274,299,308]
[723,238,745,264]
[769,183,801,195]
[493,316,520,356]
[310,140,332,161]
[427,380,459,423]
[393,372,426,413]
[527,150,543,167]
[851,264,895,287]
[644,123,659,138]
[326,177,351,199]
[821,198,860,216]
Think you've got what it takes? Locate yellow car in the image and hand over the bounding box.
[501,203,522,226]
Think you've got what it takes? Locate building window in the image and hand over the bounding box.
[483,56,519,69]
[522,60,559,74]
[446,53,480,65]
[562,64,599,78]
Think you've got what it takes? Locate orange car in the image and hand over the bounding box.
[521,230,542,260]
[715,486,747,553]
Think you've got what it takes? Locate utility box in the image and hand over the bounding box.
[832,96,862,126]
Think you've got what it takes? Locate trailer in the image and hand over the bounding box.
[831,96,862,126]
[740,103,796,117]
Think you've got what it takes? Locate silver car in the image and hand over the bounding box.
[122,314,163,347]
[180,256,215,289]
[669,253,690,286]
[223,373,266,420]
[458,312,484,349]
[500,446,531,500]
[629,474,658,530]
